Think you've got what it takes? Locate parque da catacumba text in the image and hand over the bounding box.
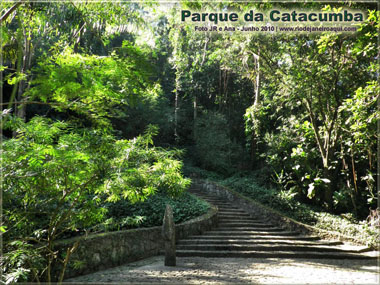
[181,10,364,24]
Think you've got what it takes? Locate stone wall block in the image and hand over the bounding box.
[57,202,217,280]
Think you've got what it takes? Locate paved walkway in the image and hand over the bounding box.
[66,187,379,284]
[66,255,379,284]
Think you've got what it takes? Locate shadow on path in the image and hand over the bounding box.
[65,255,379,284]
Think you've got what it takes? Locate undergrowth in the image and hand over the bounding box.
[94,191,210,232]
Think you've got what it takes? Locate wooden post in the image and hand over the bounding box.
[162,204,176,266]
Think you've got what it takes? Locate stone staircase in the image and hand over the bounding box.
[176,188,378,259]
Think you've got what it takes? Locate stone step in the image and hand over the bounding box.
[203,230,299,236]
[216,227,282,232]
[217,210,249,215]
[218,212,249,216]
[199,199,227,202]
[218,222,273,227]
[193,196,225,200]
[202,200,228,204]
[176,244,366,253]
[192,194,223,197]
[175,250,378,259]
[187,235,321,241]
[218,219,263,223]
[218,215,257,219]
[188,189,378,261]
[177,239,341,246]
[217,206,243,209]
[218,214,253,217]
[217,210,246,214]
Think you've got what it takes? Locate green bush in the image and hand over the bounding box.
[1,117,190,283]
[221,174,317,224]
[103,191,210,229]
[183,164,225,181]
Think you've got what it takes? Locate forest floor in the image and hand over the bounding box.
[65,255,379,284]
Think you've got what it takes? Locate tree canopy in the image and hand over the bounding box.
[1,0,378,283]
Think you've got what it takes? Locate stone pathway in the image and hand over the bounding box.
[181,188,379,259]
[66,187,380,284]
[66,255,379,284]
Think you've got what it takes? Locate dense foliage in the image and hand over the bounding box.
[1,0,378,283]
[104,191,209,230]
[1,2,190,283]
[1,117,190,283]
[170,2,379,217]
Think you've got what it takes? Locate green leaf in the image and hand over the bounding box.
[307,183,315,199]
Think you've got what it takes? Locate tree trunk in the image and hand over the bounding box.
[323,166,334,211]
[250,132,257,165]
[0,1,22,24]
[322,145,340,212]
[254,49,260,107]
[304,97,338,212]
[193,94,197,140]
[250,49,260,165]
[12,17,30,136]
[15,25,32,118]
[174,77,179,143]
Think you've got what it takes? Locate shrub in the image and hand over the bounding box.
[1,116,190,283]
[104,191,209,229]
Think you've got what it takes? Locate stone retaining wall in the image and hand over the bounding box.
[57,204,218,280]
[194,179,367,246]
